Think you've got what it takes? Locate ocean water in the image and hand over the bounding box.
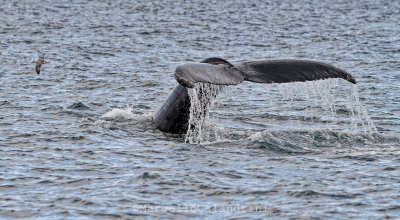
[1,0,399,219]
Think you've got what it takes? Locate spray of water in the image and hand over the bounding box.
[274,80,376,132]
[349,85,377,132]
[185,79,376,144]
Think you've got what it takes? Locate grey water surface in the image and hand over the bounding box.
[1,0,400,219]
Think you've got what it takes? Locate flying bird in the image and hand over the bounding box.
[33,54,46,75]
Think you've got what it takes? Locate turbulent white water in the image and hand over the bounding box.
[101,104,138,119]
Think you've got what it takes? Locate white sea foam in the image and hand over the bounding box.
[93,105,153,131]
[101,104,139,120]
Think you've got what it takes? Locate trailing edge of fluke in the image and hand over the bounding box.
[153,57,356,134]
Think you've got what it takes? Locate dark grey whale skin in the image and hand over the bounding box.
[153,58,356,134]
[153,84,191,133]
[236,59,356,84]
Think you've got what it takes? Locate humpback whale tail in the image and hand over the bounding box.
[154,57,357,134]
[174,57,356,88]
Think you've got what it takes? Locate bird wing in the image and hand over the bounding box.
[236,59,356,84]
[174,63,245,88]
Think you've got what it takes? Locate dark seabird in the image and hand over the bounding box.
[34,54,45,75]
[153,57,357,134]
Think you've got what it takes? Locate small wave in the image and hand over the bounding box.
[0,100,11,106]
[136,172,162,180]
[288,190,360,199]
[378,205,400,212]
[193,127,399,156]
[68,101,89,110]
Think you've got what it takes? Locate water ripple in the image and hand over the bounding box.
[1,0,400,219]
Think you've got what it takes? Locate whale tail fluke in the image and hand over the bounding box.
[174,57,356,88]
[155,57,357,134]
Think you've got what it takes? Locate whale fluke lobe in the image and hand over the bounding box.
[154,57,357,134]
[237,59,356,84]
[174,63,244,88]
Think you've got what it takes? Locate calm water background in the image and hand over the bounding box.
[1,0,400,219]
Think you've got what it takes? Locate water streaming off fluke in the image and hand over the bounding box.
[185,83,225,144]
[185,80,376,144]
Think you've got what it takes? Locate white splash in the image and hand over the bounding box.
[93,105,152,130]
[101,104,138,120]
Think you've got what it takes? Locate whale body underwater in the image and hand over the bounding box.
[152,57,357,134]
